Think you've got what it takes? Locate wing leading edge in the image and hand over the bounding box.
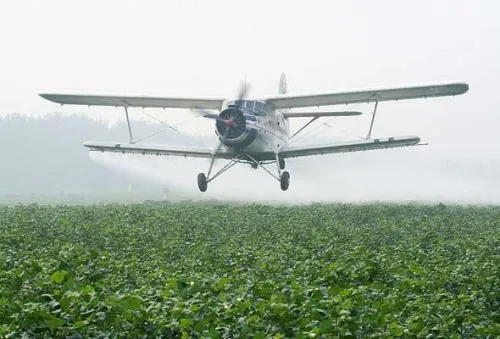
[83,141,236,159]
[84,136,420,161]
[40,94,225,110]
[265,83,468,109]
[279,136,421,159]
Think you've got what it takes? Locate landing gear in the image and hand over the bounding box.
[280,171,290,191]
[279,158,286,170]
[196,153,290,192]
[197,173,207,192]
[196,154,243,192]
[274,154,290,191]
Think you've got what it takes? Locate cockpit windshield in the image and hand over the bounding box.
[227,100,265,114]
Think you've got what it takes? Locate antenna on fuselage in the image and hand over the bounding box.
[279,72,288,95]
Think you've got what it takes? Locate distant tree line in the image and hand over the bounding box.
[0,114,201,195]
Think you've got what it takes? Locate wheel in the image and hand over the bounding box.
[279,158,286,170]
[197,173,208,192]
[280,171,290,191]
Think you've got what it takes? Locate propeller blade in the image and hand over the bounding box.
[194,109,227,123]
[237,81,246,102]
[235,81,251,106]
[203,113,224,121]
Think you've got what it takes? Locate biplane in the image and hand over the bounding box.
[40,73,468,192]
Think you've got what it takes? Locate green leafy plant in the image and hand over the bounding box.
[0,203,498,337]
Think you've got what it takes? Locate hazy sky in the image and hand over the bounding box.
[1,0,499,202]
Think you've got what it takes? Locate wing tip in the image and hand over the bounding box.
[457,83,469,94]
[39,93,60,103]
[445,82,469,95]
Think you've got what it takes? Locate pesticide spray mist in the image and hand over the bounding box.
[89,141,500,204]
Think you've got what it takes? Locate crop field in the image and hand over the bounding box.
[0,203,498,337]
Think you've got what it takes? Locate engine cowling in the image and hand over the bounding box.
[216,107,246,139]
[215,107,257,148]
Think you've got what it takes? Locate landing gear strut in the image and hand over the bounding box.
[197,154,242,192]
[196,153,290,192]
[279,158,286,170]
[244,153,291,191]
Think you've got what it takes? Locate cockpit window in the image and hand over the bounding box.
[255,102,264,111]
[234,100,245,107]
[245,101,254,110]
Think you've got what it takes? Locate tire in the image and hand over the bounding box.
[197,173,208,192]
[280,171,290,191]
[279,158,286,170]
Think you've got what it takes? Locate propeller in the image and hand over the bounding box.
[200,81,250,118]
[235,79,250,104]
[197,81,252,140]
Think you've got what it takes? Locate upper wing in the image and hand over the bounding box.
[265,83,468,109]
[83,141,236,159]
[282,111,362,118]
[280,136,421,159]
[40,93,225,110]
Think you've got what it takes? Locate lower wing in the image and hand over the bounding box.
[83,136,420,161]
[83,141,236,159]
[280,136,421,159]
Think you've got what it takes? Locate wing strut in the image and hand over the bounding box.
[290,116,319,140]
[124,106,134,143]
[366,100,379,139]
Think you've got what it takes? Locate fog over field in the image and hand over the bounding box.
[0,1,499,203]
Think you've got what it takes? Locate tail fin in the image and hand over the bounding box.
[279,72,288,95]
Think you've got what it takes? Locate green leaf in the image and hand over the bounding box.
[80,285,95,295]
[318,319,332,333]
[167,278,178,289]
[50,270,68,284]
[74,320,87,328]
[121,295,141,311]
[390,321,404,337]
[46,315,64,330]
[180,318,193,328]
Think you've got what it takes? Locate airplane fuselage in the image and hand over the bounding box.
[217,99,289,154]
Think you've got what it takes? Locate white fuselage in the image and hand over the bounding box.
[218,99,289,154]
